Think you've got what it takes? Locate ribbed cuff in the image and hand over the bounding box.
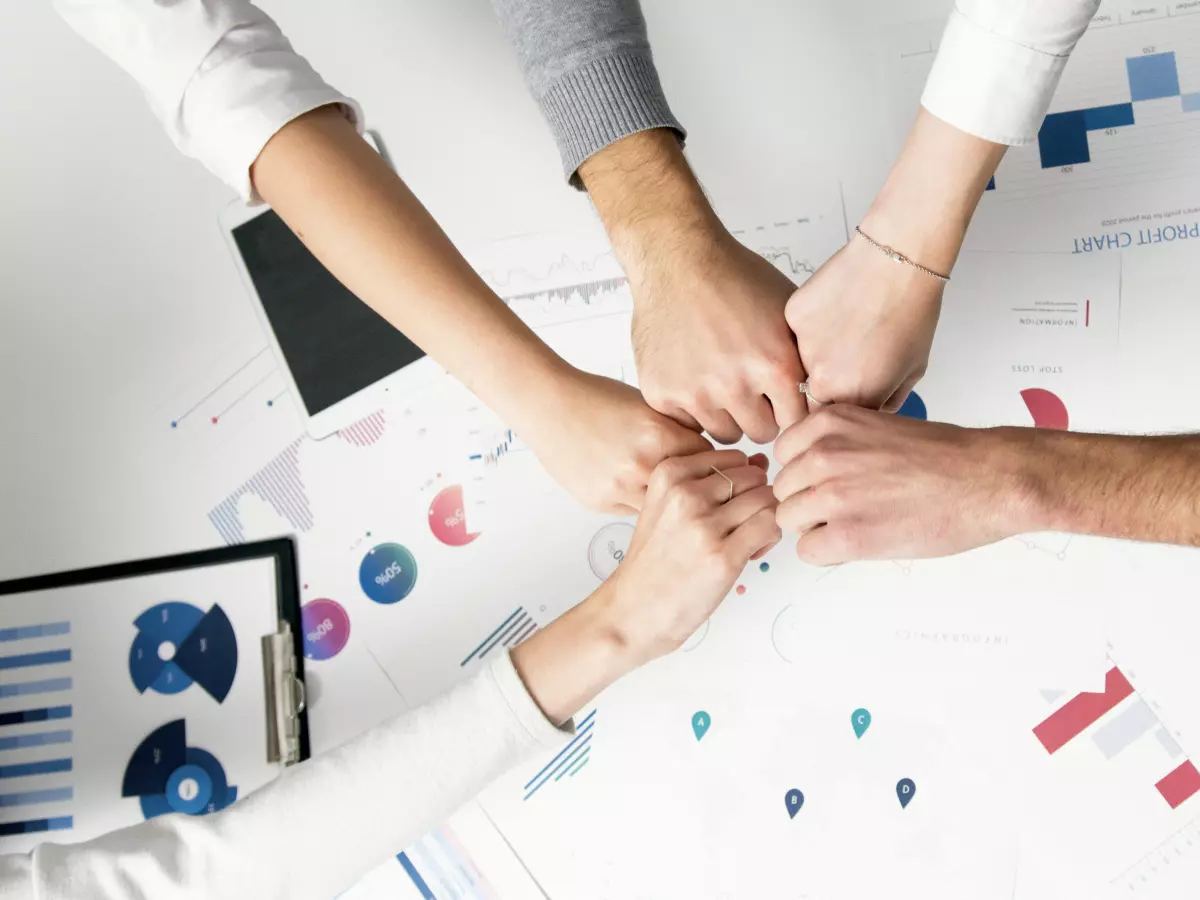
[538,50,686,187]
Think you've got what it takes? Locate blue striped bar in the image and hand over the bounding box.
[568,752,591,777]
[0,730,71,752]
[0,758,72,779]
[0,815,72,837]
[554,739,592,781]
[0,678,71,699]
[396,852,436,900]
[460,608,524,666]
[0,706,71,728]
[523,710,596,790]
[0,787,72,808]
[0,623,69,643]
[0,650,71,671]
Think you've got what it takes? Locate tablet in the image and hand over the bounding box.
[219,132,440,439]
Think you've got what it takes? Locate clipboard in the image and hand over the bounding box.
[0,538,308,850]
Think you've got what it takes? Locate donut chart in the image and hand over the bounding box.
[129,602,238,702]
[122,720,238,820]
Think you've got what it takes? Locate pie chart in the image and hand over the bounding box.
[1020,388,1069,430]
[896,391,927,421]
[122,719,237,820]
[129,602,238,703]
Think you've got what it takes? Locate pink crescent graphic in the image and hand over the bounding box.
[1020,388,1069,431]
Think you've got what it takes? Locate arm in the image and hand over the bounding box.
[785,0,1100,411]
[771,405,1200,565]
[0,450,779,900]
[53,0,709,513]
[493,1,806,444]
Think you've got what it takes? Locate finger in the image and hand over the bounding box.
[658,422,715,458]
[692,404,743,445]
[748,452,769,471]
[773,410,830,467]
[767,380,808,433]
[731,392,779,444]
[772,452,826,503]
[882,373,922,414]
[692,464,768,506]
[726,506,784,564]
[648,449,751,493]
[775,487,835,536]
[793,525,854,567]
[663,404,705,433]
[713,484,778,535]
[750,539,778,561]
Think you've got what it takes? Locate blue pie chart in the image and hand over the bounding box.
[122,720,238,820]
[129,602,238,703]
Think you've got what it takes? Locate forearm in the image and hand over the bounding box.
[1003,429,1200,546]
[579,129,724,282]
[249,106,571,431]
[861,108,1005,274]
[491,0,683,182]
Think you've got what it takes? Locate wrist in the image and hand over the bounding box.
[578,129,726,282]
[983,427,1071,536]
[510,581,642,725]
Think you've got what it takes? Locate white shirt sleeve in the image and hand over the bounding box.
[921,0,1102,145]
[52,0,364,202]
[0,652,569,900]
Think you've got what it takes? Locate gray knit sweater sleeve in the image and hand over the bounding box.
[490,0,686,184]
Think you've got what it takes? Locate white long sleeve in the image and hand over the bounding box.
[0,653,569,900]
[52,0,363,202]
[922,0,1102,145]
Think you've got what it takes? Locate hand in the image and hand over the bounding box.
[629,232,806,444]
[785,109,1004,411]
[578,129,806,445]
[607,449,780,663]
[512,449,778,723]
[773,406,1031,564]
[517,369,713,514]
[784,233,942,411]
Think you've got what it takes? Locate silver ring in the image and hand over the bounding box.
[799,382,824,406]
[710,465,734,503]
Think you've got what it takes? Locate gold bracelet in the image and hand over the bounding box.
[854,226,950,283]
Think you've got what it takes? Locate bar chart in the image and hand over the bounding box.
[1038,51,1200,168]
[1033,666,1200,811]
[0,621,75,838]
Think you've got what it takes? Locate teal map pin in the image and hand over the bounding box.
[896,778,916,809]
[785,789,805,819]
[692,711,711,741]
[851,708,872,739]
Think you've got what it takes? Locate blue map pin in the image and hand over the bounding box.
[785,789,805,819]
[692,711,711,741]
[851,708,872,739]
[896,778,916,809]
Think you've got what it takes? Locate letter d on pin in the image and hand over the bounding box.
[896,778,916,809]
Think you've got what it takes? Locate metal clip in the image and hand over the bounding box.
[262,621,304,766]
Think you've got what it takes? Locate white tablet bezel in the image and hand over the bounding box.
[217,191,441,441]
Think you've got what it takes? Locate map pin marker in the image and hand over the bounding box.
[851,708,872,739]
[692,711,711,741]
[896,778,916,809]
[785,789,805,819]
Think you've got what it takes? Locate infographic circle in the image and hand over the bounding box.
[300,598,351,661]
[360,543,418,604]
[588,523,634,580]
[129,602,238,702]
[428,485,480,546]
[122,720,238,820]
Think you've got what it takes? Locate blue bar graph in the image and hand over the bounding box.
[0,816,72,837]
[0,730,72,752]
[0,650,71,670]
[985,176,996,191]
[1127,52,1181,102]
[0,706,71,728]
[0,787,72,808]
[1082,103,1136,130]
[0,678,72,699]
[524,710,597,800]
[1039,111,1091,168]
[0,622,69,643]
[396,853,436,900]
[0,758,72,779]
